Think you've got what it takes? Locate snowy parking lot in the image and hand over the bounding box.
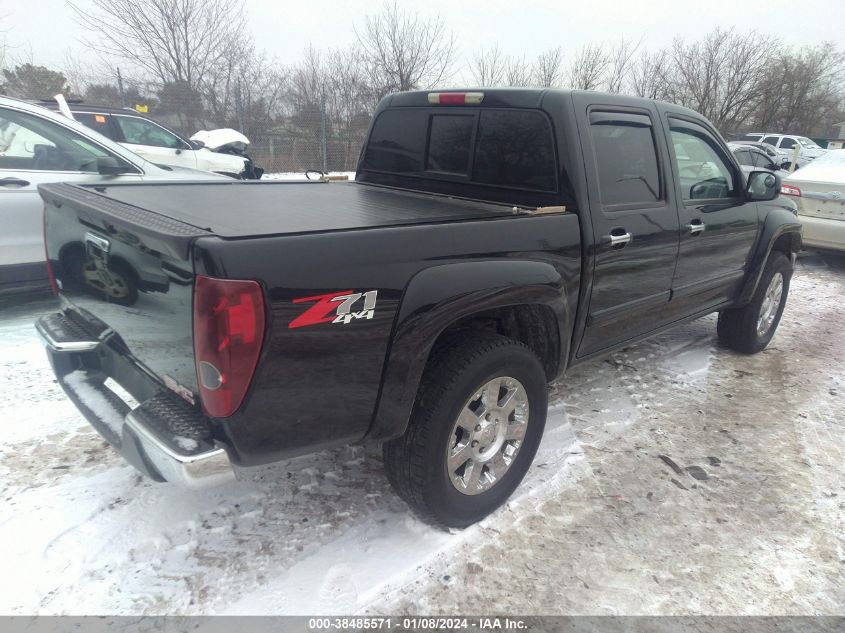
[0,250,842,616]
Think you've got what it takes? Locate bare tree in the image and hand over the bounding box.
[568,43,609,90]
[471,45,557,88]
[505,55,533,87]
[534,47,564,87]
[325,47,373,168]
[471,45,505,87]
[606,37,641,93]
[356,1,456,100]
[70,0,246,89]
[286,45,372,170]
[752,43,844,134]
[668,28,775,130]
[629,48,671,100]
[204,40,287,139]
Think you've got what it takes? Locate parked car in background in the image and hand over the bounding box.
[728,142,785,175]
[39,102,262,180]
[733,140,806,169]
[739,132,827,165]
[781,149,845,252]
[0,96,225,294]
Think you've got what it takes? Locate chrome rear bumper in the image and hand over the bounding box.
[36,312,235,488]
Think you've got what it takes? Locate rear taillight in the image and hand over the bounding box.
[42,205,58,296]
[427,92,484,105]
[781,184,801,197]
[193,275,265,418]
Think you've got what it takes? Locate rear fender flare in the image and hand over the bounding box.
[736,209,801,306]
[367,259,570,442]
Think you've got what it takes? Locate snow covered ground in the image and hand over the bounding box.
[0,251,842,616]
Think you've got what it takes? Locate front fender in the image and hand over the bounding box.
[736,207,802,306]
[367,259,572,442]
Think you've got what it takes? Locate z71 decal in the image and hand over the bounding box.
[289,290,378,329]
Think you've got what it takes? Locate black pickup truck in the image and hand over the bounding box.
[37,89,801,527]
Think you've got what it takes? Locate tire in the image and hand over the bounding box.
[105,260,139,306]
[383,333,548,528]
[717,251,792,354]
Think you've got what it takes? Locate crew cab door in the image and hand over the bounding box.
[574,101,681,356]
[662,115,759,315]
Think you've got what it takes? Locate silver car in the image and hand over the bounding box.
[0,96,224,294]
[727,142,786,175]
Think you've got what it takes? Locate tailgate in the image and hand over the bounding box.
[40,182,208,399]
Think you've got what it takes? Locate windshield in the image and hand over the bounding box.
[797,137,821,149]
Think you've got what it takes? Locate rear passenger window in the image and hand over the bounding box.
[589,112,661,206]
[761,135,780,146]
[734,150,754,166]
[779,137,796,149]
[426,115,473,174]
[473,110,556,191]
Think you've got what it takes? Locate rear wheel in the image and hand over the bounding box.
[383,333,547,528]
[717,252,792,354]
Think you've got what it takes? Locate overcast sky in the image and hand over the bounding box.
[2,0,844,81]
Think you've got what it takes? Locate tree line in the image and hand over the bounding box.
[1,0,843,171]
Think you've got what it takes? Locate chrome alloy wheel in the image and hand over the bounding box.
[446,376,529,495]
[757,272,784,337]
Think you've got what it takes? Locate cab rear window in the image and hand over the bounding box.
[361,107,557,193]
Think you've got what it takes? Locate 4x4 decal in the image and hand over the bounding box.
[289,290,378,329]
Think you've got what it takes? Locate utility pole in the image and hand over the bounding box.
[320,93,328,174]
[235,79,245,134]
[116,67,126,108]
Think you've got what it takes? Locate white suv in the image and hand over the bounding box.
[45,103,262,179]
[739,133,827,162]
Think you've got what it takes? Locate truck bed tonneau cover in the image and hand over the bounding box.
[68,180,520,238]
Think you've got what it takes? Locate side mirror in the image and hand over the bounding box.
[96,155,127,176]
[746,170,780,201]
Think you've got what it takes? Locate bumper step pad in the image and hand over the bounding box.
[130,392,216,457]
[35,312,99,351]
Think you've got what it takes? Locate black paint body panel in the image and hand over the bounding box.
[198,213,581,465]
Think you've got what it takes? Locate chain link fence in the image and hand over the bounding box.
[72,80,373,176]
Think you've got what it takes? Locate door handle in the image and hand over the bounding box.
[687,220,706,235]
[0,177,30,188]
[603,230,632,247]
